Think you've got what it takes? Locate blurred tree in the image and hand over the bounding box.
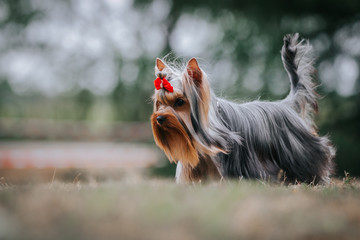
[111,57,154,122]
[111,80,126,121]
[0,0,40,27]
[0,80,14,116]
[75,89,95,120]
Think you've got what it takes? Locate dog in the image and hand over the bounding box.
[151,33,335,184]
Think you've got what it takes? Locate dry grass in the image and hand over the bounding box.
[0,175,360,240]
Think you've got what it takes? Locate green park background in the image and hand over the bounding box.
[0,0,359,176]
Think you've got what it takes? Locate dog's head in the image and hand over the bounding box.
[151,58,225,168]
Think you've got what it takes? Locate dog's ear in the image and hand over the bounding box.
[155,58,166,72]
[186,58,202,87]
[184,58,211,125]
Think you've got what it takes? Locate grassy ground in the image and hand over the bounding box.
[0,175,360,240]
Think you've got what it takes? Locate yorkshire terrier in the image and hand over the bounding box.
[151,34,335,184]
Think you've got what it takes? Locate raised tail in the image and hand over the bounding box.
[281,33,318,130]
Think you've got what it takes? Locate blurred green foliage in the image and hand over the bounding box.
[0,0,359,176]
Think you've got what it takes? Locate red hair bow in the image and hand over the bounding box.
[154,77,173,92]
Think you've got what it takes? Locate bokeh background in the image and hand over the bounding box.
[0,0,359,180]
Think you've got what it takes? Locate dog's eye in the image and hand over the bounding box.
[174,98,185,107]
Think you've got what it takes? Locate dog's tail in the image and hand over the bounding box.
[281,33,318,130]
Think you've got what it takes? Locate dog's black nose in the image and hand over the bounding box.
[157,115,166,125]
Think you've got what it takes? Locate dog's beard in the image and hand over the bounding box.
[151,112,199,168]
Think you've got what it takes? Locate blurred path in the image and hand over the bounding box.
[0,142,161,169]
